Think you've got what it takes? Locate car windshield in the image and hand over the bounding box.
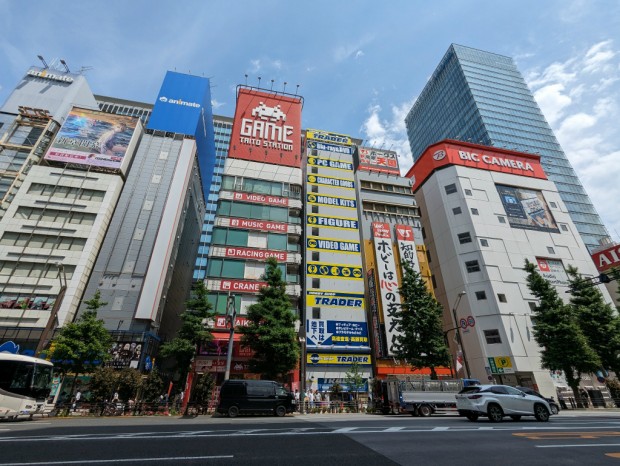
[458,386,481,395]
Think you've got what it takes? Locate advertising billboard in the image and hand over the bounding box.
[44,107,138,174]
[372,222,401,356]
[147,71,211,136]
[306,353,372,366]
[305,290,365,309]
[358,147,400,174]
[536,258,569,286]
[591,244,620,272]
[496,185,559,233]
[306,320,369,347]
[229,88,303,168]
[107,341,143,369]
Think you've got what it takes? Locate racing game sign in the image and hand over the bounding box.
[229,88,303,168]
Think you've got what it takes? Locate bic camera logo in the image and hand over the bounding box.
[252,102,286,122]
[159,96,201,108]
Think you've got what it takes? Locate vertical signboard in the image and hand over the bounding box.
[372,222,401,356]
[367,269,385,358]
[229,88,303,168]
[395,224,420,275]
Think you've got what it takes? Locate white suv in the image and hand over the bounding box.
[456,384,551,422]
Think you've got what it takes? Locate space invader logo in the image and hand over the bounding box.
[251,102,286,122]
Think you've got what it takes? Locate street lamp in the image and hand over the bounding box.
[450,291,472,379]
[224,292,237,380]
[35,262,68,356]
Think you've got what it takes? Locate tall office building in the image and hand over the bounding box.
[405,44,610,252]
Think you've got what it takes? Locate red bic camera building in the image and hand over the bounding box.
[407,140,614,399]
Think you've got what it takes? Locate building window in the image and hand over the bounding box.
[312,279,320,288]
[471,208,479,215]
[444,184,457,195]
[431,275,437,289]
[426,250,432,263]
[421,227,426,239]
[498,294,507,303]
[550,201,557,208]
[458,232,472,244]
[560,224,569,231]
[452,207,462,215]
[312,252,319,261]
[475,291,486,300]
[464,189,472,196]
[312,308,320,319]
[480,239,489,247]
[498,216,506,224]
[484,329,502,344]
[547,247,555,254]
[465,260,480,273]
[528,302,537,312]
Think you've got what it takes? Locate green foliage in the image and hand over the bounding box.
[567,265,620,375]
[49,290,112,375]
[392,264,450,379]
[140,369,164,403]
[88,367,142,402]
[240,257,300,381]
[524,259,601,393]
[344,361,365,402]
[160,281,214,382]
[192,373,215,405]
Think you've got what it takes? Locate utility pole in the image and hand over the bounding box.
[224,292,237,380]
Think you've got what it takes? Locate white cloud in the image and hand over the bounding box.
[526,40,620,242]
[332,35,374,63]
[354,50,364,59]
[360,99,415,174]
[211,99,225,109]
[249,59,261,73]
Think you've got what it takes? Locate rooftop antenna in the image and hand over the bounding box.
[295,84,300,96]
[258,76,262,88]
[37,55,49,69]
[78,66,93,74]
[59,59,70,73]
[270,79,274,91]
[245,74,248,86]
[283,81,287,92]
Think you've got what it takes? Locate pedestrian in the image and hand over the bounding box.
[294,389,300,412]
[307,388,314,410]
[112,391,119,403]
[73,390,81,412]
[324,391,331,412]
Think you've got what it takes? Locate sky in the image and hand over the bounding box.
[0,0,619,242]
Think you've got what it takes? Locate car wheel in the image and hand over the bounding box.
[550,404,559,415]
[487,404,503,423]
[510,415,521,421]
[274,405,286,417]
[534,404,550,422]
[466,413,479,422]
[418,404,433,417]
[228,406,239,418]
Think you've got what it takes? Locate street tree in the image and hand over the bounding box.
[139,369,164,403]
[524,259,601,402]
[159,280,214,385]
[241,257,299,381]
[567,265,620,376]
[50,290,112,395]
[344,361,366,412]
[392,263,450,380]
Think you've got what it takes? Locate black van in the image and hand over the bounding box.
[217,380,294,417]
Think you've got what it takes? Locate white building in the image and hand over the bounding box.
[408,139,614,398]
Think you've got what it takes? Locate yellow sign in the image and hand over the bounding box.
[305,290,365,309]
[306,174,355,189]
[306,129,352,145]
[307,156,353,172]
[494,356,512,369]
[306,193,356,209]
[306,214,358,230]
[306,236,361,254]
[306,261,363,280]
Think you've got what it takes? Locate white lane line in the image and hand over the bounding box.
[385,427,406,432]
[0,455,234,465]
[432,427,450,431]
[332,427,358,433]
[537,443,620,448]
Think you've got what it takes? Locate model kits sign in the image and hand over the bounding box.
[230,88,303,167]
[306,193,356,209]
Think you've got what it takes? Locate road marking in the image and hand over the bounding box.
[0,456,234,465]
[536,443,620,448]
[606,453,620,458]
[332,427,358,433]
[432,427,449,431]
[515,431,620,440]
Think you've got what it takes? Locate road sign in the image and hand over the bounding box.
[487,356,513,374]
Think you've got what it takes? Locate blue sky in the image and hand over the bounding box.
[1,0,619,242]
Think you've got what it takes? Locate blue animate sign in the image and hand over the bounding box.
[147,71,212,136]
[306,320,369,347]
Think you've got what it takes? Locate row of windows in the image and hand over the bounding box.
[222,175,302,199]
[0,261,75,279]
[206,258,298,283]
[211,227,298,252]
[0,231,86,251]
[362,201,419,216]
[218,200,301,224]
[14,206,96,225]
[27,183,106,202]
[359,180,413,194]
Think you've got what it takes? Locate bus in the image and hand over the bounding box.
[0,353,54,419]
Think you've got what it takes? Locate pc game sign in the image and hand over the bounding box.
[229,88,303,168]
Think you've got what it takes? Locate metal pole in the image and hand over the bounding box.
[443,330,456,379]
[224,292,236,380]
[300,319,306,414]
[451,291,471,379]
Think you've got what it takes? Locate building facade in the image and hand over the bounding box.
[407,139,614,398]
[405,44,610,252]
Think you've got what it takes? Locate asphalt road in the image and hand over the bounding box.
[3,412,620,465]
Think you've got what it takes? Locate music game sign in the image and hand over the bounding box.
[229,88,303,168]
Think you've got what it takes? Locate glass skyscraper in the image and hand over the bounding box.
[194,114,233,280]
[405,44,610,251]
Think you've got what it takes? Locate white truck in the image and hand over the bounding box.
[379,378,480,416]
